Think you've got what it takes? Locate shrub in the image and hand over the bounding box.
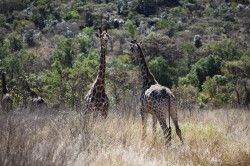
[0,14,6,27]
[201,75,233,107]
[142,32,183,61]
[117,0,128,16]
[173,84,198,110]
[125,19,137,38]
[1,50,35,79]
[204,39,242,61]
[64,10,80,21]
[34,0,50,6]
[77,27,94,54]
[223,53,250,107]
[7,32,23,52]
[136,0,157,16]
[0,43,9,60]
[31,11,46,30]
[181,41,196,69]
[23,30,37,47]
[0,0,31,13]
[169,6,188,16]
[148,56,175,87]
[53,37,77,68]
[179,55,223,90]
[156,18,177,30]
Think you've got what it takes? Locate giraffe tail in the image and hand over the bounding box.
[169,96,184,144]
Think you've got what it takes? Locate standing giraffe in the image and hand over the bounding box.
[1,72,12,113]
[84,28,111,118]
[129,40,183,145]
[22,80,48,112]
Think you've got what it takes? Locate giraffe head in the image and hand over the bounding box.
[97,27,112,48]
[1,71,8,94]
[129,40,143,59]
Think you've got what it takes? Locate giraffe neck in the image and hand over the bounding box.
[2,73,8,94]
[94,42,107,90]
[136,47,157,91]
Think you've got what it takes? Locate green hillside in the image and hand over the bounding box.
[0,0,249,109]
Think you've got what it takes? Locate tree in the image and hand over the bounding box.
[148,56,175,87]
[224,53,250,108]
[136,0,157,16]
[179,55,223,90]
[125,20,137,38]
[7,32,23,52]
[202,75,233,107]
[54,38,76,68]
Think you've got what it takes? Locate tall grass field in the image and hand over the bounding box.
[0,109,249,165]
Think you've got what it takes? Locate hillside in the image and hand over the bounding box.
[0,0,249,109]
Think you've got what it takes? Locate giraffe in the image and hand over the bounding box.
[22,80,48,112]
[1,72,12,113]
[84,28,111,118]
[129,40,183,145]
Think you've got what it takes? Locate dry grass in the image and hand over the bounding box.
[0,108,249,166]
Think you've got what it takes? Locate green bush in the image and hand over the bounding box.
[181,42,196,69]
[125,20,137,38]
[7,32,23,52]
[204,39,242,61]
[156,18,177,30]
[53,37,77,68]
[31,11,46,30]
[34,0,50,6]
[79,27,94,54]
[149,56,175,87]
[179,55,223,90]
[201,75,233,107]
[64,10,80,20]
[169,6,188,16]
[0,50,35,78]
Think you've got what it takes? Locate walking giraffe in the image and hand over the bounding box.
[1,72,12,113]
[84,28,111,118]
[129,40,183,145]
[22,80,48,112]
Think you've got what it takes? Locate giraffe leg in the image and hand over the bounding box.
[100,108,108,119]
[100,111,107,118]
[152,114,157,143]
[93,110,99,119]
[2,102,6,113]
[156,112,171,146]
[100,104,109,119]
[7,102,11,113]
[170,103,184,144]
[141,108,147,140]
[82,107,92,134]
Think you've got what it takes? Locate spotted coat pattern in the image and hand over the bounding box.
[130,40,183,145]
[84,29,111,118]
[1,73,12,113]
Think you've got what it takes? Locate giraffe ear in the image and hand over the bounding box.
[95,32,100,38]
[98,27,102,36]
[104,27,108,32]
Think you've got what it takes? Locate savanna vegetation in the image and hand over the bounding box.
[0,0,249,165]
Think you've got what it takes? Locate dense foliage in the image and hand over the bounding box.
[0,0,249,110]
